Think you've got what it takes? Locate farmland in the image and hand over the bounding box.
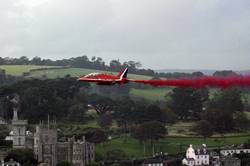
[27,67,152,80]
[0,65,59,76]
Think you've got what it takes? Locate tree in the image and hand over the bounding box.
[4,149,37,166]
[193,120,213,140]
[105,149,128,161]
[67,103,86,122]
[88,95,116,115]
[97,113,113,131]
[202,88,244,132]
[234,112,250,130]
[192,71,204,77]
[30,56,42,65]
[164,109,177,124]
[113,97,135,134]
[84,128,107,144]
[0,78,88,122]
[0,125,9,140]
[144,104,168,124]
[208,88,243,113]
[132,121,167,155]
[19,56,29,65]
[109,60,122,71]
[168,88,203,119]
[213,70,238,77]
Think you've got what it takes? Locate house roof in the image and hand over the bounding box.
[143,158,163,164]
[186,158,195,161]
[195,148,209,155]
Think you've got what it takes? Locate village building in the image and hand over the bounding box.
[220,156,241,166]
[182,144,209,166]
[220,148,250,156]
[142,153,181,166]
[5,101,95,166]
[34,124,95,166]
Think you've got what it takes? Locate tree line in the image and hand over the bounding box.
[0,56,155,76]
[0,77,249,133]
[0,56,241,79]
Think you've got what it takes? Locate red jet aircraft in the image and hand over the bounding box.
[77,68,129,85]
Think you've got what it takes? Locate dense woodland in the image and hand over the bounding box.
[0,77,249,135]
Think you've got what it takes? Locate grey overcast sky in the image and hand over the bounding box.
[1,0,250,70]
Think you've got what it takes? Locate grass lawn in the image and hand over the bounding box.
[167,121,196,136]
[96,135,250,158]
[27,67,152,80]
[0,65,152,80]
[0,65,60,76]
[130,88,171,101]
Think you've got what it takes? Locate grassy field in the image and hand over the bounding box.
[27,67,152,80]
[0,65,59,76]
[96,135,250,158]
[0,65,152,80]
[167,121,196,136]
[56,119,250,158]
[130,88,171,101]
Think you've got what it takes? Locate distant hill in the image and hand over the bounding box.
[155,69,216,75]
[237,70,250,75]
[0,65,152,80]
[156,69,250,76]
[0,65,61,76]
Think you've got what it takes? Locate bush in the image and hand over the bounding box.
[105,149,128,161]
[56,161,71,166]
[4,148,37,166]
[192,120,213,139]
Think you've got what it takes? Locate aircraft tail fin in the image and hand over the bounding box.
[117,68,128,80]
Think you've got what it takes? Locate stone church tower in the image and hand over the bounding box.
[12,108,28,148]
[34,124,58,166]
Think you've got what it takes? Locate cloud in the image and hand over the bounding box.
[0,0,250,70]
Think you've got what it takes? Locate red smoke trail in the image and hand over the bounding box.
[131,76,250,88]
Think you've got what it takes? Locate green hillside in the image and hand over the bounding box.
[0,65,152,79]
[130,88,171,101]
[0,65,60,76]
[27,67,152,80]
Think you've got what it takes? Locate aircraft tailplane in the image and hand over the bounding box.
[117,68,128,80]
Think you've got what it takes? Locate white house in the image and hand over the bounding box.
[182,144,209,166]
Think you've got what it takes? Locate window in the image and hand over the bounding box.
[18,137,21,145]
[45,135,49,142]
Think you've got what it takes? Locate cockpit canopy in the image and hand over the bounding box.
[84,73,100,77]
